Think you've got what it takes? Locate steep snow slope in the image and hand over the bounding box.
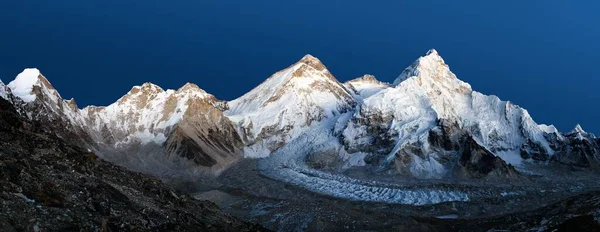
[343,50,561,178]
[225,54,357,158]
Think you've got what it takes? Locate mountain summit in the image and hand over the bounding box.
[226,54,356,157]
[1,49,597,181]
[392,48,453,85]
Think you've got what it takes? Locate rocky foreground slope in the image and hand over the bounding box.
[0,98,264,231]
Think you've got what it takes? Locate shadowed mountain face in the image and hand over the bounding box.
[0,97,265,231]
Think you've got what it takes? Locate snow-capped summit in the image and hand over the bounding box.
[425,48,439,56]
[392,49,453,86]
[342,49,560,178]
[299,54,321,65]
[3,50,598,181]
[5,68,77,117]
[347,74,382,84]
[7,68,51,103]
[226,54,356,157]
[1,69,95,149]
[7,68,41,102]
[178,82,204,93]
[568,124,595,140]
[572,124,586,134]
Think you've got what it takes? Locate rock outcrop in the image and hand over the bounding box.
[0,97,264,231]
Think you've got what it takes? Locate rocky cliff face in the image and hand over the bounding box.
[0,97,264,231]
[164,96,244,174]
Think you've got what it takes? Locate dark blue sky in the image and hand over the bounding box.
[0,1,598,133]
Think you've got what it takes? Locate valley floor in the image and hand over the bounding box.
[181,158,600,231]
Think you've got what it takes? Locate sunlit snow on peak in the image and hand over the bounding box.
[7,68,42,103]
[393,49,451,86]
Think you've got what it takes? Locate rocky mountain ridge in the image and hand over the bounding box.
[1,49,598,180]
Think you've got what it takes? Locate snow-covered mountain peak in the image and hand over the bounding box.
[7,68,66,105]
[115,82,167,105]
[225,55,356,157]
[568,124,595,140]
[136,82,164,93]
[7,68,43,102]
[572,124,586,134]
[227,54,352,114]
[290,54,337,82]
[298,54,322,66]
[347,74,380,84]
[392,49,453,86]
[425,48,439,56]
[176,82,210,98]
[345,74,389,98]
[178,82,199,91]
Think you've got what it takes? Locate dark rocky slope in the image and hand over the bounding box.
[0,98,264,231]
[418,191,600,231]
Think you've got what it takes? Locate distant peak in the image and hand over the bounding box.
[392,48,452,86]
[288,54,339,82]
[425,48,439,56]
[130,82,164,94]
[7,68,43,103]
[177,82,208,96]
[569,124,595,140]
[178,82,199,91]
[297,54,327,71]
[300,54,318,62]
[358,74,377,82]
[572,124,586,134]
[347,74,385,84]
[141,82,162,89]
